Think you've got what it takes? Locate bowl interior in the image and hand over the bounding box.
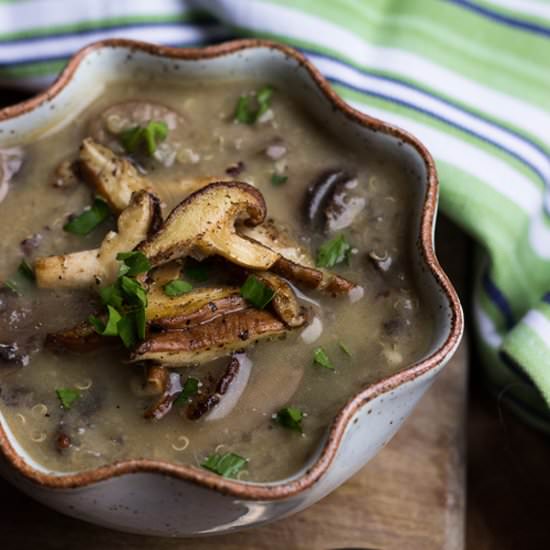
[0,41,460,483]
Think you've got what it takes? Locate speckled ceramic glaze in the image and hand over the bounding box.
[0,39,463,536]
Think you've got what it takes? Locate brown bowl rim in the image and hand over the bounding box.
[0,38,463,500]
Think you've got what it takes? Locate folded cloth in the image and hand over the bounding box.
[2,0,550,430]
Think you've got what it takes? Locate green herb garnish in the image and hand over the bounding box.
[184,261,209,282]
[271,173,288,186]
[313,347,335,370]
[275,406,304,432]
[316,234,352,268]
[240,275,275,309]
[56,388,80,410]
[164,279,193,297]
[234,85,273,125]
[120,120,168,155]
[338,341,352,356]
[89,253,149,348]
[63,198,110,236]
[3,280,19,294]
[116,251,151,277]
[174,377,200,406]
[88,305,122,337]
[201,452,248,478]
[18,260,35,281]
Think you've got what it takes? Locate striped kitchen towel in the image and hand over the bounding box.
[1,0,550,430]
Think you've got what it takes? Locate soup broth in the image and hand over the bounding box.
[0,79,432,481]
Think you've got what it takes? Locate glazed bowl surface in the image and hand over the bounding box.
[0,39,463,536]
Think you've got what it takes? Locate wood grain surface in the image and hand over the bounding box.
[0,219,468,550]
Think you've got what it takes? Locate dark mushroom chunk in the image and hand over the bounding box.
[144,371,182,420]
[225,161,245,177]
[303,169,354,230]
[20,232,43,256]
[187,353,251,421]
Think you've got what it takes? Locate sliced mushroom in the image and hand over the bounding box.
[187,353,252,421]
[44,320,112,353]
[79,138,152,213]
[240,219,314,267]
[0,147,24,204]
[144,371,182,420]
[303,169,365,232]
[253,272,306,328]
[131,308,286,367]
[147,286,249,330]
[35,190,161,289]
[138,181,279,270]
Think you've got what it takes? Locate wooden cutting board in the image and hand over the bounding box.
[0,219,467,550]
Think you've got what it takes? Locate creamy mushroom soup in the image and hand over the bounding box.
[0,80,432,481]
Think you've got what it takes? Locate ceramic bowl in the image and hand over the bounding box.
[0,39,463,536]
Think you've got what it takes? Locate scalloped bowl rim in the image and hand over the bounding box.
[0,38,463,501]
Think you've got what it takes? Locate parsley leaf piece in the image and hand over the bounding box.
[184,261,209,282]
[89,305,122,337]
[99,283,124,309]
[174,377,200,406]
[18,260,35,281]
[63,198,110,236]
[120,121,168,155]
[56,388,80,410]
[116,251,151,277]
[3,279,20,294]
[271,173,288,186]
[316,234,352,268]
[117,315,137,349]
[275,406,304,432]
[313,347,335,370]
[164,279,193,297]
[234,85,274,125]
[338,341,352,357]
[240,275,275,309]
[201,452,248,478]
[256,85,273,118]
[120,275,147,307]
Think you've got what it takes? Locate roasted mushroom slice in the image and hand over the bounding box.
[131,308,286,366]
[45,320,113,353]
[79,138,152,213]
[253,272,306,328]
[35,190,161,289]
[138,181,279,270]
[144,370,182,420]
[147,286,249,330]
[187,353,252,421]
[240,219,314,267]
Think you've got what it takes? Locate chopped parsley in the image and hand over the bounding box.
[240,275,275,309]
[163,279,193,297]
[313,347,335,370]
[275,406,304,432]
[174,377,200,406]
[316,234,352,269]
[63,198,110,236]
[89,253,149,348]
[271,173,288,186]
[56,388,80,410]
[17,260,35,281]
[3,260,35,294]
[201,452,248,478]
[234,85,273,125]
[338,341,352,357]
[116,251,151,277]
[119,120,168,155]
